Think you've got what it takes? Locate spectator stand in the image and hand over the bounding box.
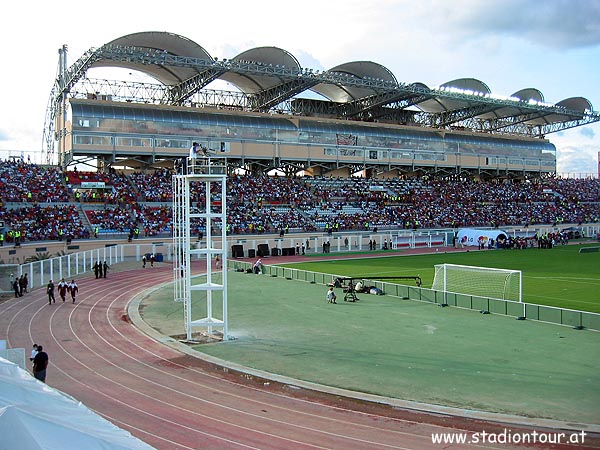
[0,203,88,243]
[83,205,135,238]
[1,160,69,203]
[0,162,599,243]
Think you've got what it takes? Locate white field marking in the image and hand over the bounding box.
[528,276,600,283]
[367,268,430,277]
[525,294,600,307]
[525,276,600,305]
[47,278,303,450]
[424,325,437,335]
[104,272,506,442]
[13,270,525,447]
[74,274,415,449]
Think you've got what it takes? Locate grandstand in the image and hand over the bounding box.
[1,161,599,244]
[43,31,599,179]
[2,31,600,247]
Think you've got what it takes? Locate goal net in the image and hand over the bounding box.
[431,263,522,302]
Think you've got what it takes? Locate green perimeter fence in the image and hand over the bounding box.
[230,261,600,332]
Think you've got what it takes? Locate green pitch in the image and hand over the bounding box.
[139,268,600,425]
[279,244,600,314]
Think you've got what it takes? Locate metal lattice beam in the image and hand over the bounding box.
[167,68,227,105]
[249,78,320,111]
[341,91,428,117]
[432,103,502,128]
[80,44,599,120]
[44,42,600,164]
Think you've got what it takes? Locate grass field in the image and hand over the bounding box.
[278,244,600,314]
[140,268,600,424]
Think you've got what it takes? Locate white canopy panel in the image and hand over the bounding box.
[311,61,398,103]
[79,32,596,125]
[0,357,155,450]
[417,78,491,113]
[221,47,302,94]
[91,31,214,86]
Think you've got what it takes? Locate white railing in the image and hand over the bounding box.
[3,243,173,291]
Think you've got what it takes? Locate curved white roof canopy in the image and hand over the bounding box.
[417,78,491,113]
[311,61,398,103]
[90,31,214,86]
[80,32,595,120]
[477,88,545,120]
[220,47,302,94]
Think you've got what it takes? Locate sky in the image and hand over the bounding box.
[1,0,599,176]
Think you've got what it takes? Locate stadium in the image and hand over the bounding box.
[1,31,600,449]
[44,31,599,178]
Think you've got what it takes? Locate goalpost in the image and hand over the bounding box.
[431,263,522,303]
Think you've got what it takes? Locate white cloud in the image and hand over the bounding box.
[450,0,600,49]
[553,123,600,176]
[580,127,596,139]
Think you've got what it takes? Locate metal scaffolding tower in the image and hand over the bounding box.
[172,156,228,341]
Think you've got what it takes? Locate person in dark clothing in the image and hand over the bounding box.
[32,345,49,382]
[57,278,68,302]
[102,261,109,278]
[69,280,78,303]
[47,280,56,305]
[13,278,21,298]
[22,273,28,293]
[93,261,100,279]
[18,275,25,296]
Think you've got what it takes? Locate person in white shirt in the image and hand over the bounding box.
[57,278,68,302]
[30,344,38,362]
[189,142,199,159]
[326,287,337,304]
[253,258,263,274]
[69,280,79,303]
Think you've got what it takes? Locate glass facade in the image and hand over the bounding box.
[69,100,556,168]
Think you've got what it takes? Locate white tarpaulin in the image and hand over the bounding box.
[0,357,155,450]
[457,228,508,247]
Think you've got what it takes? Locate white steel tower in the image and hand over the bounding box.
[173,156,228,341]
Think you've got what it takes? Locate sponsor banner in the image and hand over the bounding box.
[81,182,106,188]
[457,228,508,247]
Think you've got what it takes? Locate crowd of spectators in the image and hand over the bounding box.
[132,205,172,236]
[109,170,138,204]
[68,169,137,205]
[129,168,173,202]
[228,174,314,207]
[1,158,599,243]
[85,207,134,233]
[266,207,317,232]
[1,205,89,242]
[66,170,111,186]
[300,177,600,231]
[1,160,69,203]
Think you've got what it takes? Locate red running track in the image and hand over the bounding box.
[1,263,597,450]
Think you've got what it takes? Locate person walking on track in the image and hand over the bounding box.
[47,280,56,305]
[32,345,49,382]
[69,280,79,303]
